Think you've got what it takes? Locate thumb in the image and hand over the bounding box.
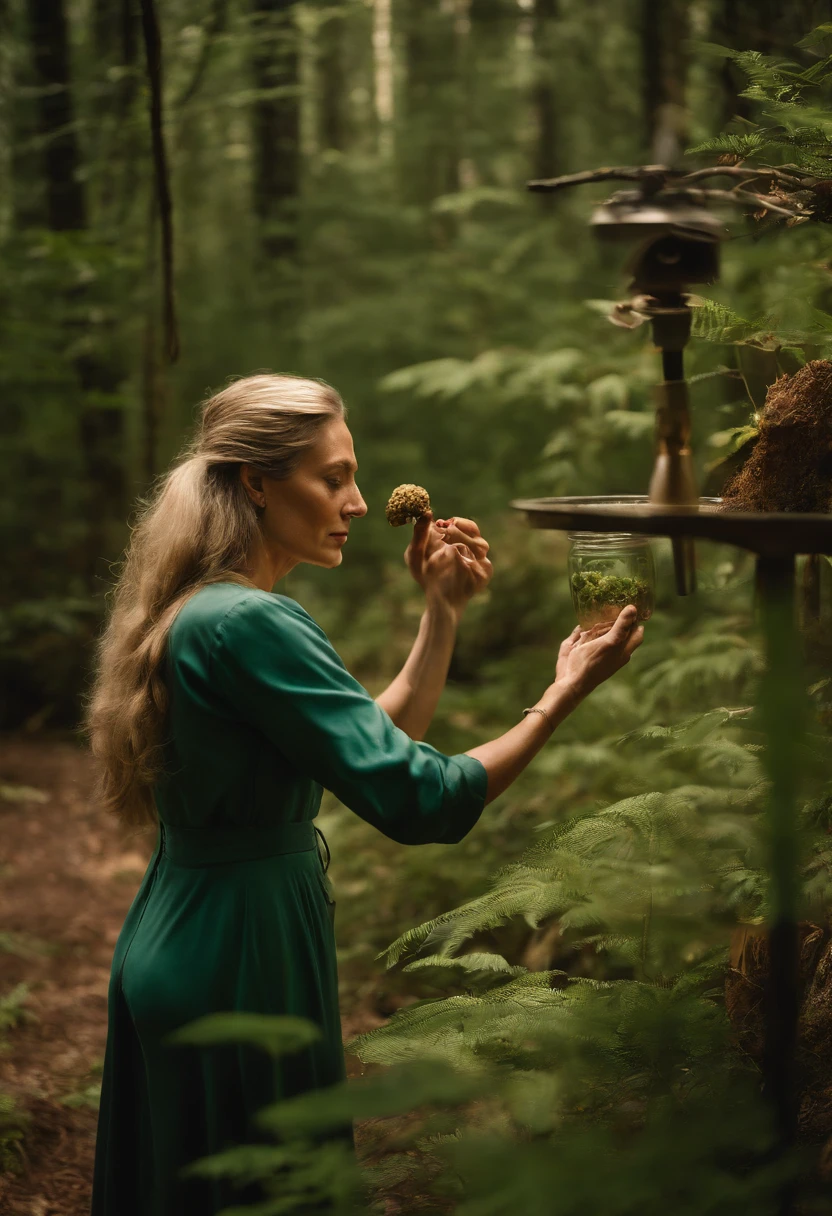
[605,604,638,645]
[410,512,433,555]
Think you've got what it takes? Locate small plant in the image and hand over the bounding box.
[570,569,652,627]
[0,985,31,1036]
[0,1092,28,1173]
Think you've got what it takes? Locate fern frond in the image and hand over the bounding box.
[403,953,527,981]
[690,299,769,345]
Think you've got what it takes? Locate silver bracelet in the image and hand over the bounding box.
[522,705,553,732]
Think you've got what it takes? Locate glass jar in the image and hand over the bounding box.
[567,532,655,630]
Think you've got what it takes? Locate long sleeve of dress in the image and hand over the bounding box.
[209,592,488,846]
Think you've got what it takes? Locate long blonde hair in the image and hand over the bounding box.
[87,373,345,826]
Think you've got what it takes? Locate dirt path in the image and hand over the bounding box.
[0,737,386,1216]
[0,737,152,1214]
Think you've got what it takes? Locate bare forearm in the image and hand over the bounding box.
[465,682,582,806]
[375,600,459,740]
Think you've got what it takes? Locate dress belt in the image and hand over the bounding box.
[160,820,325,867]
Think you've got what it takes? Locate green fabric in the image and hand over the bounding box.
[91,583,488,1216]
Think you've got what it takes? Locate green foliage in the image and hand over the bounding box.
[168,1013,322,1057]
[690,38,832,174]
[0,1091,29,1174]
[0,984,31,1035]
[59,1083,103,1110]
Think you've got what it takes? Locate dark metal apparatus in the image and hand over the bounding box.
[513,168,832,1216]
[591,186,723,594]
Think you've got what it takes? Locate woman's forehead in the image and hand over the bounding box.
[310,418,356,467]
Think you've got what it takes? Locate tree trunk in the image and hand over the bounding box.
[25,0,127,584]
[0,0,14,236]
[530,0,559,188]
[373,0,394,156]
[250,0,299,261]
[90,0,140,225]
[639,0,689,163]
[465,0,518,187]
[318,6,346,153]
[400,0,461,203]
[25,0,86,230]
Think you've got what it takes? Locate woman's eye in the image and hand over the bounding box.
[325,478,341,490]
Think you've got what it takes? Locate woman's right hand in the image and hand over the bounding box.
[552,605,644,703]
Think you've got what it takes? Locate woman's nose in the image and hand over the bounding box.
[347,488,368,518]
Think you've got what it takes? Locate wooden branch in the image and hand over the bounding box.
[526,163,807,220]
[139,0,179,363]
[679,165,810,189]
[528,163,815,197]
[527,164,672,192]
[684,187,804,219]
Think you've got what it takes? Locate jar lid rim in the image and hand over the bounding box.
[567,531,653,544]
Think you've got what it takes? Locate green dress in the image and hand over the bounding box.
[91,584,488,1216]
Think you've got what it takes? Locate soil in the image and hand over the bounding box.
[0,736,387,1216]
[722,359,832,513]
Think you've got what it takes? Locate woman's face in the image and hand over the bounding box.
[242,417,368,578]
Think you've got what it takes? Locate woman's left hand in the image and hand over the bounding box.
[404,513,493,620]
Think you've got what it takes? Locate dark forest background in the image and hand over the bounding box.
[2,0,829,730]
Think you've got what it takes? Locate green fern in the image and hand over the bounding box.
[689,299,776,346]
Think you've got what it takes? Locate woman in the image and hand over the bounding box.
[87,373,642,1215]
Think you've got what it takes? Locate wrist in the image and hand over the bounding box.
[424,593,463,627]
[542,679,584,715]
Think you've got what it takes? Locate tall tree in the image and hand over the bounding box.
[400,0,462,202]
[530,0,559,187]
[24,0,127,584]
[465,0,520,187]
[318,5,347,153]
[26,0,86,230]
[250,0,300,261]
[640,0,690,162]
[90,0,140,222]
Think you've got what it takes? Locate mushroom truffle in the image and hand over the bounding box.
[385,484,432,527]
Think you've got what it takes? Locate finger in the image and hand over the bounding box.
[559,624,581,650]
[409,513,433,556]
[558,627,580,659]
[441,525,489,556]
[437,515,480,537]
[623,625,645,657]
[603,605,638,647]
[472,558,493,590]
[580,622,612,643]
[477,556,493,583]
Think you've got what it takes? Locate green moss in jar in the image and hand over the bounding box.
[570,570,652,625]
[567,531,655,629]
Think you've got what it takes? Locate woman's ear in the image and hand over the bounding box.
[240,464,266,508]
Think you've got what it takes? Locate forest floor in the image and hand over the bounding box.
[0,735,389,1216]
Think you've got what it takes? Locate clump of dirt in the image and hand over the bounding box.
[722,359,832,513]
